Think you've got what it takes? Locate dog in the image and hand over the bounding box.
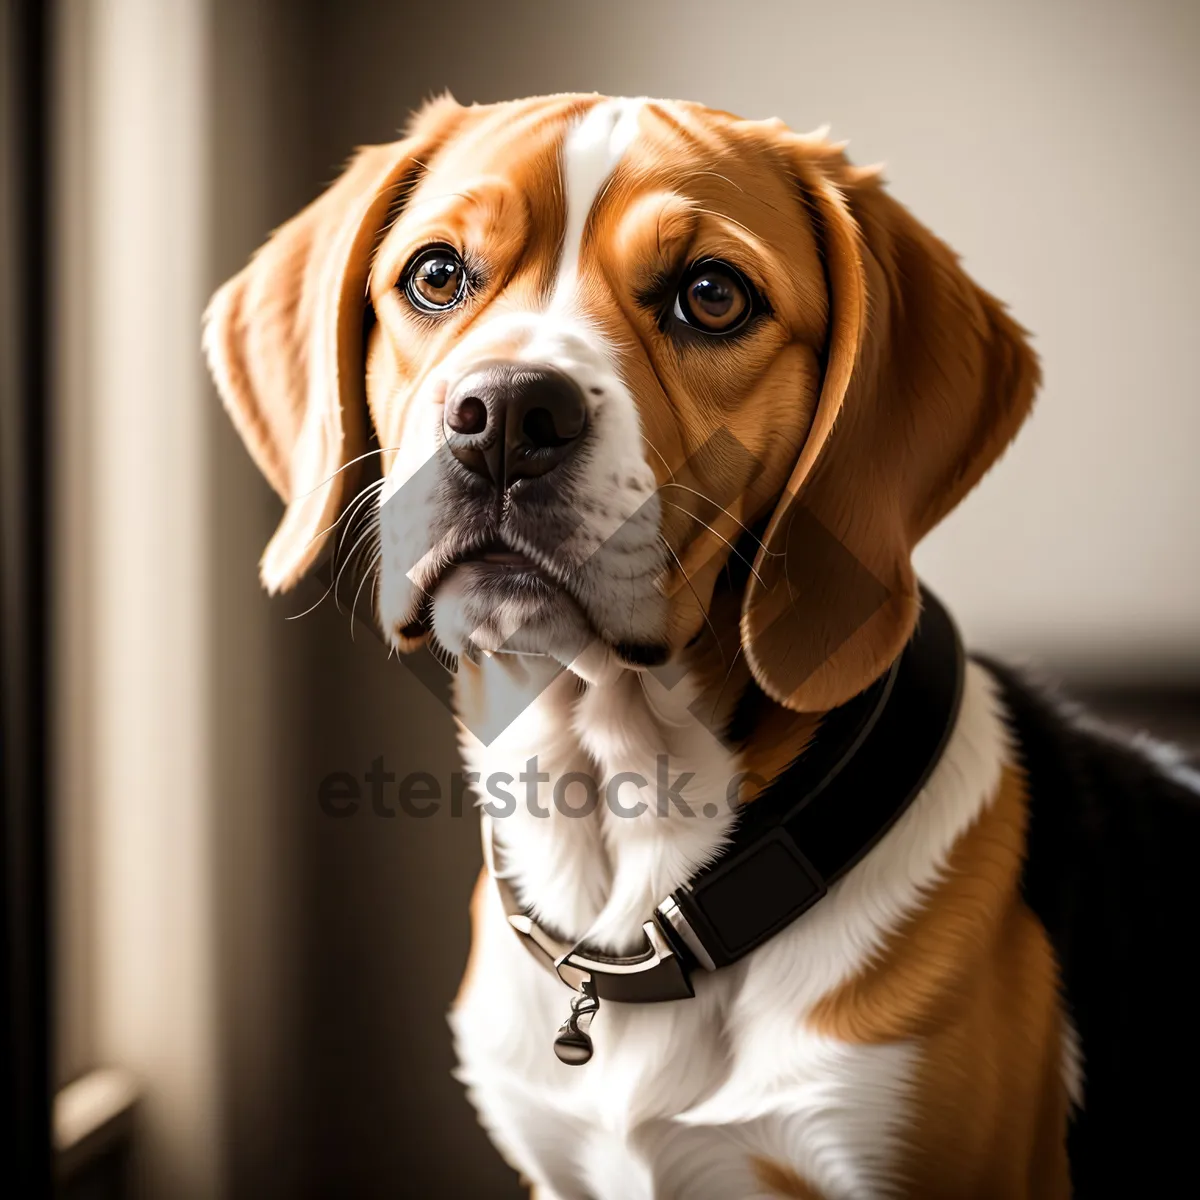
[205,93,1200,1198]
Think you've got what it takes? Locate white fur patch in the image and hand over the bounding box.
[552,98,647,311]
[452,660,1014,1198]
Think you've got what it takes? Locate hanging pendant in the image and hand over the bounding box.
[553,979,599,1065]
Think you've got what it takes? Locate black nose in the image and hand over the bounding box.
[443,363,587,486]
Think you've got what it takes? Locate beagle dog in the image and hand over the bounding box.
[205,94,1200,1198]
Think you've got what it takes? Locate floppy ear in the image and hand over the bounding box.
[203,97,463,592]
[741,140,1039,711]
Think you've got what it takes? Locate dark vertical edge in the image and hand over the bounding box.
[0,0,54,1194]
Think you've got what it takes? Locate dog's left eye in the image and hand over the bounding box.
[673,261,752,334]
[403,246,466,312]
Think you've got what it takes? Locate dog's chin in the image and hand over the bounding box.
[428,562,673,678]
[429,562,595,666]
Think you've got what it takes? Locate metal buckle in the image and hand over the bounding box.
[655,895,717,972]
[554,920,694,1004]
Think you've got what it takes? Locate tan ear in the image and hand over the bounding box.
[741,142,1040,711]
[203,97,463,592]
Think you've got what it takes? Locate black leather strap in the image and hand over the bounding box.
[490,582,964,1005]
[666,583,963,970]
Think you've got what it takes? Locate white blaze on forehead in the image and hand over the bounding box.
[552,97,647,311]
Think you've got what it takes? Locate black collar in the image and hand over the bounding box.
[485,582,964,1064]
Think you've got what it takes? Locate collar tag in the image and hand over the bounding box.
[548,922,694,1065]
[553,979,599,1066]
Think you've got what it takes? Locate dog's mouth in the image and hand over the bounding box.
[396,533,567,639]
[437,534,565,595]
[465,539,542,571]
[396,531,668,668]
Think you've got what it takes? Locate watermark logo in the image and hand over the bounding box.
[317,756,768,820]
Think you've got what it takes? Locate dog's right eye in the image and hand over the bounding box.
[403,246,466,313]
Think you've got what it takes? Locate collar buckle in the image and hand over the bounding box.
[553,919,695,1003]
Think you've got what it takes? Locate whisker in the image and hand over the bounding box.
[349,552,382,643]
[336,515,378,592]
[285,576,337,622]
[287,479,385,624]
[657,534,724,665]
[658,481,777,559]
[659,498,766,587]
[335,479,385,557]
[426,627,459,674]
[641,434,677,483]
[306,477,386,553]
[709,643,745,730]
[294,446,401,501]
[334,519,381,615]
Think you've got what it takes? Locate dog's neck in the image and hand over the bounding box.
[454,627,821,955]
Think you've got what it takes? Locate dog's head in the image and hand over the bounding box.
[205,94,1037,712]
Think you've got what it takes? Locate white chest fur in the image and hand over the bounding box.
[450,661,1009,1199]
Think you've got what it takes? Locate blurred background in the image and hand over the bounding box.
[2,0,1197,1196]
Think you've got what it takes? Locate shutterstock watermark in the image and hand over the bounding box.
[317,755,767,820]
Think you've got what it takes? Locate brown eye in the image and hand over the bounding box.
[675,262,751,334]
[404,246,466,312]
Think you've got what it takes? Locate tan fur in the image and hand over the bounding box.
[809,766,1070,1198]
[751,1156,827,1199]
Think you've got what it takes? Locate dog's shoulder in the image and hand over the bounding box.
[979,657,1200,1193]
